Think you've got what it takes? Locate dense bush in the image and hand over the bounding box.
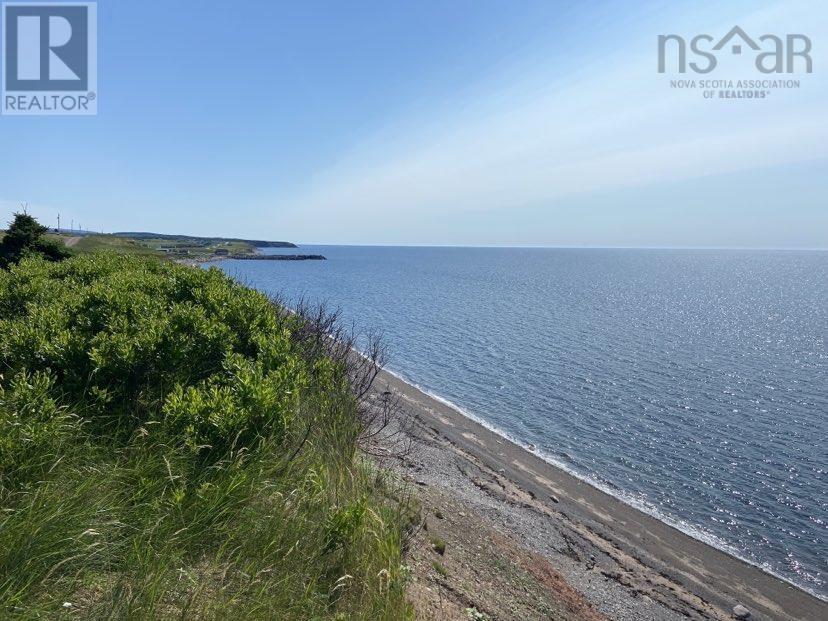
[0,212,69,268]
[0,254,411,619]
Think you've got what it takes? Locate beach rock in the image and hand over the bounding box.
[416,479,428,486]
[732,604,751,619]
[549,494,560,504]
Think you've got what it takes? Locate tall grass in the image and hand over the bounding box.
[0,254,412,619]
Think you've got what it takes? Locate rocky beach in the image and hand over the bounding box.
[373,370,828,621]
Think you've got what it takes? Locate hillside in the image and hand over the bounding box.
[0,254,411,619]
[43,232,264,259]
[4,225,299,261]
[113,232,297,248]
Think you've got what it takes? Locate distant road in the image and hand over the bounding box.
[64,236,81,247]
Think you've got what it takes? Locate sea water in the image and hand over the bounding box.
[212,246,827,598]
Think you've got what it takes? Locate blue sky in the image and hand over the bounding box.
[1,0,826,247]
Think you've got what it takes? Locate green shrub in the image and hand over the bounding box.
[0,254,312,448]
[0,212,70,268]
[0,370,78,487]
[0,253,412,619]
[430,535,446,555]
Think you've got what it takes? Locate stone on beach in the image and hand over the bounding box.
[732,603,751,619]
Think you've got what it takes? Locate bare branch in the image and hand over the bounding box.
[274,296,412,459]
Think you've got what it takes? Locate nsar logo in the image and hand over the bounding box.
[658,25,812,74]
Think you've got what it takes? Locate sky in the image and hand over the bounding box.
[1,0,826,248]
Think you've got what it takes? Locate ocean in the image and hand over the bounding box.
[212,246,827,598]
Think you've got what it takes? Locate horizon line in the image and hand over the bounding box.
[290,242,828,251]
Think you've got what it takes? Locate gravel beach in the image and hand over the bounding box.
[374,369,827,621]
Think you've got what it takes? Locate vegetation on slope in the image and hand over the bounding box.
[1,212,274,259]
[46,232,252,259]
[0,253,412,619]
[62,233,165,256]
[112,232,296,249]
[100,234,255,258]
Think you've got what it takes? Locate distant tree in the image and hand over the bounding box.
[0,212,70,268]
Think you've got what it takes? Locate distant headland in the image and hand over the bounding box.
[113,232,297,248]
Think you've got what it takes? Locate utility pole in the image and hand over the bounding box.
[57,213,61,231]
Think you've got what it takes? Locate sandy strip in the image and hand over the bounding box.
[375,369,827,621]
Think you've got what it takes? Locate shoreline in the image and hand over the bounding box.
[375,367,827,620]
[383,366,824,603]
